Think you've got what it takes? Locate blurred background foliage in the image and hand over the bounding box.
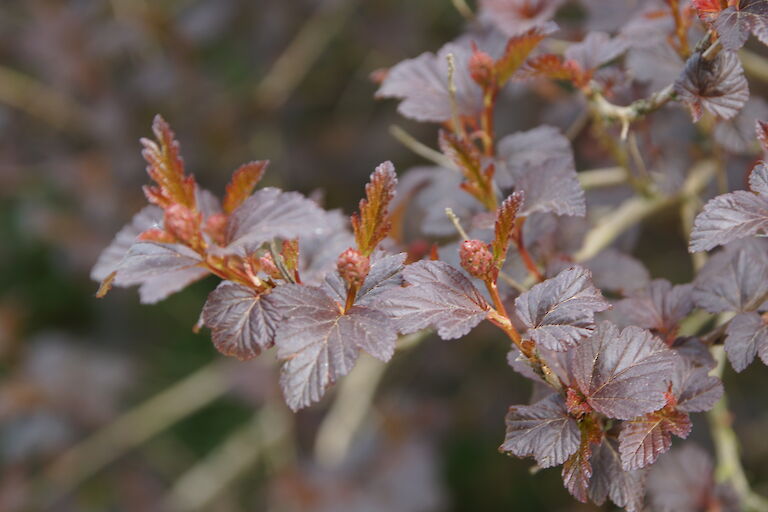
[1,0,767,511]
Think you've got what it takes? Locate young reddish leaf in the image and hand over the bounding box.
[480,0,562,37]
[375,41,482,122]
[140,115,197,210]
[561,422,601,503]
[438,131,494,209]
[351,162,398,256]
[588,438,646,512]
[109,242,209,304]
[95,271,117,299]
[226,188,329,252]
[614,279,694,340]
[693,0,727,21]
[381,260,489,340]
[689,163,768,251]
[514,266,610,351]
[494,27,551,85]
[202,282,282,360]
[164,204,204,250]
[564,32,628,73]
[713,0,768,50]
[693,239,768,313]
[618,406,692,471]
[520,54,588,86]
[269,285,398,410]
[724,311,768,371]
[222,160,268,214]
[675,51,749,123]
[492,192,524,267]
[569,322,679,420]
[500,393,580,468]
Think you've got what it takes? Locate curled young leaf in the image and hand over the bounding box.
[492,192,524,268]
[351,162,398,256]
[140,115,197,210]
[222,160,268,214]
[675,51,749,123]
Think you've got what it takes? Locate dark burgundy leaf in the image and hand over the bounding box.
[648,444,741,512]
[202,281,283,360]
[613,279,694,338]
[514,266,610,351]
[713,0,768,50]
[584,249,650,295]
[561,433,594,503]
[675,51,749,123]
[108,241,209,304]
[689,168,768,252]
[673,359,723,413]
[381,260,489,340]
[500,393,580,468]
[375,40,482,122]
[724,311,768,372]
[714,98,768,153]
[479,0,562,37]
[226,188,329,251]
[270,285,398,410]
[324,253,406,307]
[570,322,679,419]
[564,32,627,71]
[495,125,574,188]
[618,408,692,470]
[693,239,768,313]
[589,438,646,512]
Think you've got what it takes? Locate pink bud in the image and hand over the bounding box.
[469,48,495,88]
[337,248,371,288]
[459,239,495,280]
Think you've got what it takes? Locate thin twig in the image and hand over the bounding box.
[577,167,627,190]
[445,207,470,240]
[389,125,456,170]
[451,0,474,19]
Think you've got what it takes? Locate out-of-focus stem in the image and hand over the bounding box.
[389,125,457,170]
[578,167,626,189]
[708,346,768,512]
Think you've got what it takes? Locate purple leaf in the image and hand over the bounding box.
[561,434,594,503]
[324,253,406,307]
[570,322,679,419]
[675,51,749,123]
[673,359,723,413]
[226,188,329,251]
[564,32,628,71]
[375,41,482,123]
[613,279,694,338]
[500,393,580,468]
[618,408,692,470]
[589,438,646,512]
[479,0,562,37]
[514,266,610,351]
[110,241,209,304]
[270,285,398,410]
[693,239,768,313]
[713,0,768,50]
[584,249,650,295]
[202,281,283,360]
[750,160,768,195]
[690,165,768,251]
[724,311,768,372]
[496,125,575,188]
[381,260,489,340]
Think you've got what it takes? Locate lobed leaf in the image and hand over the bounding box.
[202,281,282,360]
[724,311,768,372]
[564,32,628,72]
[222,160,268,214]
[675,51,749,123]
[270,285,398,410]
[673,359,724,413]
[381,260,489,340]
[614,279,694,338]
[140,115,197,210]
[693,239,768,313]
[351,162,398,256]
[689,164,768,251]
[494,27,551,84]
[618,408,692,470]
[479,0,562,38]
[588,438,646,512]
[226,187,330,252]
[713,0,768,50]
[514,266,610,351]
[569,322,679,420]
[495,125,575,189]
[501,393,580,468]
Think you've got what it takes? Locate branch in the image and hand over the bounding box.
[39,362,230,506]
[573,160,716,262]
[709,346,768,512]
[389,124,456,170]
[586,83,676,139]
